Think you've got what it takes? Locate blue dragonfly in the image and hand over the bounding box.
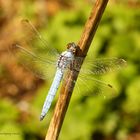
[10,20,126,121]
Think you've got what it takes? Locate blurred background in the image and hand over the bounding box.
[0,0,140,140]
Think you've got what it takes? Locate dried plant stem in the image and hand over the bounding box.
[45,0,109,140]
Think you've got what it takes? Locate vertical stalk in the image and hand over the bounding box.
[45,0,109,140]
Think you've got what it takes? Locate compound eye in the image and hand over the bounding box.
[67,43,72,49]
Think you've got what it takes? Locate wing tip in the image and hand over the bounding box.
[107,84,113,88]
[21,19,29,23]
[9,43,19,53]
[119,58,127,67]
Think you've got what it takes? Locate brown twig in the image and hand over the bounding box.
[45,0,109,140]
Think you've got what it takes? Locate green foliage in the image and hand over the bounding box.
[0,122,23,140]
[0,100,22,140]
[0,99,19,122]
[0,1,140,140]
[44,3,140,140]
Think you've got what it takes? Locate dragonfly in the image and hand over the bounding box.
[10,19,127,121]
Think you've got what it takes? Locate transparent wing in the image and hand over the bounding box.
[75,73,116,98]
[72,57,127,98]
[20,19,59,57]
[74,57,127,75]
[9,19,59,79]
[10,44,57,79]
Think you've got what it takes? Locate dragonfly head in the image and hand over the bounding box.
[67,42,77,55]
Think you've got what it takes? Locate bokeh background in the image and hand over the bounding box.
[0,0,140,140]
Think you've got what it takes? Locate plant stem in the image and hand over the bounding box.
[45,0,109,140]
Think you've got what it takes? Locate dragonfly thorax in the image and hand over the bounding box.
[57,50,75,70]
